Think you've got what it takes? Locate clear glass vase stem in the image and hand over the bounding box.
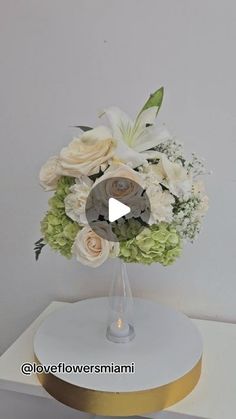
[106,259,135,343]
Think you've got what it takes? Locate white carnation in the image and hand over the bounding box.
[145,184,175,224]
[140,163,163,186]
[64,176,93,225]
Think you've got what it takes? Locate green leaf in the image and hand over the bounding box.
[139,87,164,117]
[73,125,93,132]
[34,238,47,261]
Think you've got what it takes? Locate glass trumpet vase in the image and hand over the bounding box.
[106,259,135,343]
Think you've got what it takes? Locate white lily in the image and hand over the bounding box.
[100,106,170,168]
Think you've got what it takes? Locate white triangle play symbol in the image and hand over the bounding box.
[108,198,131,222]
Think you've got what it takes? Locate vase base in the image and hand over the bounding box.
[106,324,135,343]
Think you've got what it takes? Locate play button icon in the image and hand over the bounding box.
[85,176,150,242]
[108,198,130,222]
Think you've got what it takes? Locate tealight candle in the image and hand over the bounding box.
[109,317,130,338]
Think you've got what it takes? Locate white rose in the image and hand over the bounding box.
[145,184,175,224]
[59,126,116,177]
[64,176,93,225]
[39,156,61,191]
[72,223,119,267]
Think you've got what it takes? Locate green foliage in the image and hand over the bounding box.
[39,177,80,259]
[118,222,182,266]
[139,86,164,117]
[34,238,46,260]
[74,125,93,132]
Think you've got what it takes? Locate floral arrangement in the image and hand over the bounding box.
[35,87,209,267]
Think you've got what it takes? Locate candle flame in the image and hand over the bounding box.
[116,318,123,329]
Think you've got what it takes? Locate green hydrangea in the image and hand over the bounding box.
[118,222,182,266]
[41,177,80,258]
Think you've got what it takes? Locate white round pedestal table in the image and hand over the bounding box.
[34,297,203,416]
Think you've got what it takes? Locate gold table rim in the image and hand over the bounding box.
[35,354,202,416]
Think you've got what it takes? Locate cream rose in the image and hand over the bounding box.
[39,156,61,191]
[93,164,144,207]
[72,223,119,267]
[59,126,116,177]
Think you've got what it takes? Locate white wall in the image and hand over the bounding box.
[0,0,236,358]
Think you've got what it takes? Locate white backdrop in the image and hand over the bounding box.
[0,0,236,361]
